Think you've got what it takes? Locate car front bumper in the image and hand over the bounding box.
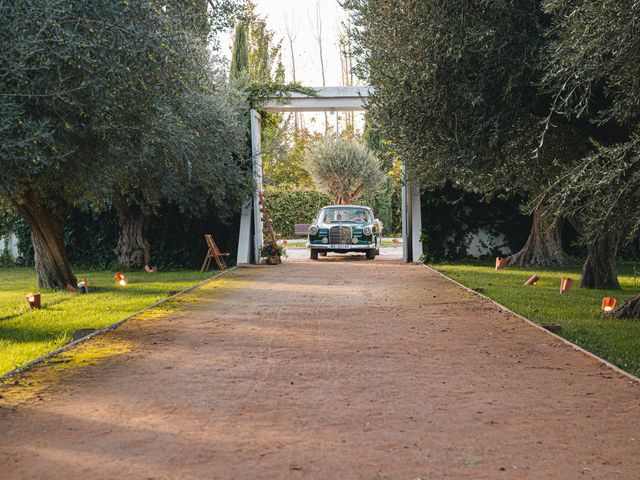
[307,242,376,250]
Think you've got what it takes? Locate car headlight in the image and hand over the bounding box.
[352,237,358,244]
[309,225,319,235]
[363,226,372,236]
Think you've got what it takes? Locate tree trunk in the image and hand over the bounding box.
[116,206,150,269]
[15,198,76,290]
[580,230,621,289]
[614,295,640,319]
[508,208,569,267]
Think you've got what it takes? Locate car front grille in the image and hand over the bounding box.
[329,226,352,244]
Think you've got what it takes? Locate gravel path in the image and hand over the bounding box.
[1,257,639,479]
[284,245,403,262]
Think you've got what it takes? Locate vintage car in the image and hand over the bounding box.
[307,205,382,260]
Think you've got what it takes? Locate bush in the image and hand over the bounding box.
[420,185,532,262]
[360,177,402,236]
[418,185,606,262]
[265,190,332,238]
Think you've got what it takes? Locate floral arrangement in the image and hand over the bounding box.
[260,240,287,262]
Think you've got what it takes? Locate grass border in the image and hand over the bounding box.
[423,263,640,384]
[1,267,236,379]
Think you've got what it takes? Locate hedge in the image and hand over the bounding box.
[420,186,531,261]
[5,188,637,268]
[265,190,332,238]
[419,182,640,261]
[2,203,240,269]
[265,188,404,238]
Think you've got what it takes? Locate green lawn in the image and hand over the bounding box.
[0,268,215,375]
[433,261,640,377]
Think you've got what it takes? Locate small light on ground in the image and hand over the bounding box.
[524,275,539,286]
[115,272,128,287]
[26,292,41,309]
[560,277,573,294]
[495,257,507,270]
[601,297,616,312]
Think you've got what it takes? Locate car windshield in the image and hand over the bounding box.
[319,207,372,223]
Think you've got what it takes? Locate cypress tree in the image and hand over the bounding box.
[230,21,249,80]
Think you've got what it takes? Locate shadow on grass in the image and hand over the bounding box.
[0,323,70,344]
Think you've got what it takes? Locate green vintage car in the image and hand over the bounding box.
[307,205,382,260]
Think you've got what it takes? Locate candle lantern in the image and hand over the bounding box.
[115,272,128,287]
[560,277,573,294]
[26,292,41,309]
[495,257,508,270]
[524,275,539,286]
[601,297,617,312]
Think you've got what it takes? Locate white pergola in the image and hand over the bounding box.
[237,86,423,264]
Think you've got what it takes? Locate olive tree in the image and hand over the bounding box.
[304,137,386,205]
[109,85,250,268]
[540,0,640,295]
[344,0,584,267]
[0,0,245,285]
[106,2,247,268]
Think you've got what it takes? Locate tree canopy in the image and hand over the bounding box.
[541,0,640,240]
[0,0,248,285]
[345,0,640,296]
[304,137,385,205]
[344,0,587,267]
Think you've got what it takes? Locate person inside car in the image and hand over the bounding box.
[353,209,366,222]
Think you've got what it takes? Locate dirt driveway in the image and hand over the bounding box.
[1,257,639,479]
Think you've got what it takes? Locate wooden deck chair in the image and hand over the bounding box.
[201,234,230,272]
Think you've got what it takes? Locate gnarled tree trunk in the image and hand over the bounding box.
[614,295,640,319]
[15,198,76,289]
[116,205,150,269]
[508,208,569,267]
[580,230,621,289]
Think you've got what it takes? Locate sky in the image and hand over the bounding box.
[217,1,363,133]
[218,0,350,87]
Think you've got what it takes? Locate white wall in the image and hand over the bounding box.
[0,234,19,259]
[466,229,511,258]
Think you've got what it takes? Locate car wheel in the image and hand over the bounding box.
[319,251,327,257]
[366,250,375,260]
[310,249,319,260]
[375,249,380,256]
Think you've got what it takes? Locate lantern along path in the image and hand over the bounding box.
[1,258,640,479]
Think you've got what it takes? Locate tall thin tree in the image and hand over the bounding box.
[311,1,329,133]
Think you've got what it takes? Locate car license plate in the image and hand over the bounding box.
[330,244,351,249]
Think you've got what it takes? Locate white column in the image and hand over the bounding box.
[251,109,263,264]
[401,161,411,263]
[411,187,423,263]
[237,109,263,265]
[236,197,253,265]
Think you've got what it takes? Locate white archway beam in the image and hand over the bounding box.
[262,86,372,112]
[238,84,422,265]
